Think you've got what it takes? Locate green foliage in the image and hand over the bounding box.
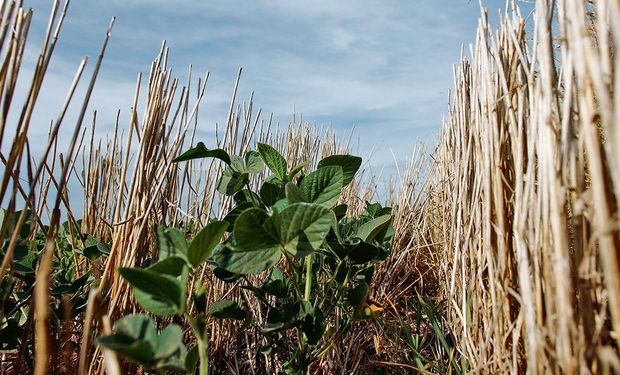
[173,144,392,372]
[384,295,466,374]
[0,210,107,363]
[316,154,362,186]
[172,141,230,164]
[119,267,187,316]
[187,221,229,267]
[298,166,343,207]
[208,300,247,320]
[212,203,334,274]
[257,143,287,181]
[97,314,190,371]
[102,142,394,374]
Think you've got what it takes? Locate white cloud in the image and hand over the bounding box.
[16,0,533,170]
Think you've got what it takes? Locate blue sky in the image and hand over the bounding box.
[19,0,534,173]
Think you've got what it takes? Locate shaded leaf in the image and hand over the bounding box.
[208,299,247,320]
[285,182,308,204]
[82,242,111,260]
[333,204,348,221]
[356,215,392,242]
[245,150,265,173]
[156,226,188,261]
[302,307,325,345]
[223,202,254,229]
[119,268,185,315]
[317,154,362,186]
[173,142,231,164]
[185,345,199,373]
[347,282,369,311]
[212,266,243,283]
[260,180,284,207]
[347,241,381,264]
[258,143,287,181]
[188,221,228,267]
[217,167,249,196]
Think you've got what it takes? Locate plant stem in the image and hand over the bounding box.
[304,254,312,301]
[245,181,260,207]
[197,334,209,375]
[187,315,209,375]
[283,252,302,299]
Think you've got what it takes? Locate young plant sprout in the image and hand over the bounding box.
[98,142,394,374]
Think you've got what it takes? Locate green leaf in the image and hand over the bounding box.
[212,209,281,274]
[217,166,249,196]
[188,221,228,267]
[156,226,189,261]
[147,256,187,276]
[275,203,334,258]
[288,161,309,180]
[233,209,278,251]
[172,142,231,164]
[245,150,265,173]
[185,345,199,373]
[333,204,348,220]
[271,198,290,213]
[258,143,287,181]
[317,154,362,186]
[212,238,282,278]
[230,155,246,173]
[364,202,383,217]
[208,299,247,320]
[156,347,188,372]
[119,268,185,315]
[260,180,283,207]
[347,241,381,264]
[154,324,184,359]
[97,334,154,365]
[285,182,308,204]
[133,290,177,316]
[299,166,343,208]
[356,215,392,242]
[82,242,111,260]
[211,266,242,283]
[98,316,188,370]
[347,282,369,311]
[97,314,157,366]
[215,204,333,273]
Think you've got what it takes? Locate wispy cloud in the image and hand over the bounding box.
[17,0,533,168]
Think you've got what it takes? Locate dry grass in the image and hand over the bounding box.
[428,0,620,373]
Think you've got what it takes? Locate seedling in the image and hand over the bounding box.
[99,142,394,374]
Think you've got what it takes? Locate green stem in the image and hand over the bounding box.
[245,181,260,207]
[283,252,302,299]
[187,315,209,375]
[304,254,312,301]
[198,334,209,375]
